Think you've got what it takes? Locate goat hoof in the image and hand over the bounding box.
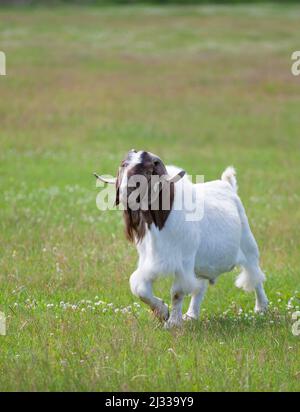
[152,300,169,322]
[164,318,183,329]
[254,302,269,314]
[182,313,197,321]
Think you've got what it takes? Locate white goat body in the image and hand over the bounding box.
[130,165,268,327]
[96,150,268,327]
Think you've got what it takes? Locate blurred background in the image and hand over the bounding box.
[0,0,299,391]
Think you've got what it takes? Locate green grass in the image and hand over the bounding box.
[0,3,300,391]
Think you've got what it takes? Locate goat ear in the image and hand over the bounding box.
[115,168,122,206]
[162,169,186,184]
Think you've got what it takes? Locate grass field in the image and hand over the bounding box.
[0,3,300,392]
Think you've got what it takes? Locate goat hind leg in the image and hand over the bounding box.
[254,279,268,313]
[236,264,268,313]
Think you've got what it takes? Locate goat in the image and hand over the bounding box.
[96,150,268,328]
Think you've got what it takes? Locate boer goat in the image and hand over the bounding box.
[96,150,268,328]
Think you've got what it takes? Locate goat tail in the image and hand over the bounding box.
[221,166,238,192]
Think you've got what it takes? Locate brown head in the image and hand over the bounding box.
[95,150,185,242]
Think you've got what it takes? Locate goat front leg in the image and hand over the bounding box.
[130,270,169,321]
[164,269,191,328]
[183,279,208,320]
[164,287,185,329]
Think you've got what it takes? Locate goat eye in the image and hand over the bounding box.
[154,161,159,166]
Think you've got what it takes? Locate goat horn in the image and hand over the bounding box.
[93,172,116,184]
[162,170,186,184]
